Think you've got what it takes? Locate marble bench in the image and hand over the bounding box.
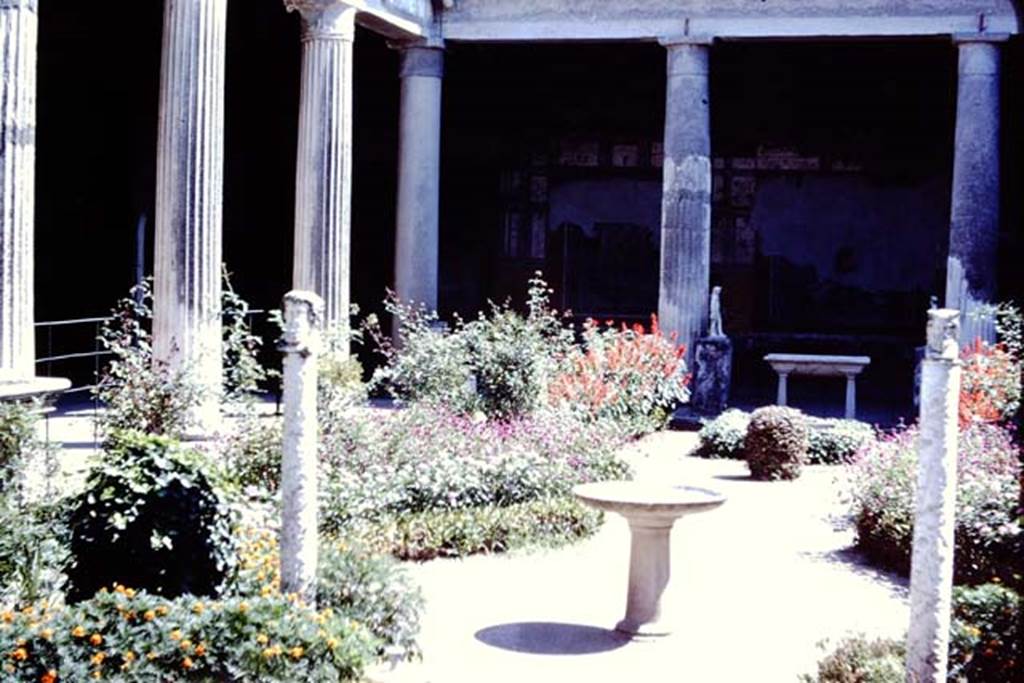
[763,353,870,419]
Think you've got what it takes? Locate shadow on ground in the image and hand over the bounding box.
[474,622,631,655]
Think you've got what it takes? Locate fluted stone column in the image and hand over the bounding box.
[394,45,443,314]
[945,34,1006,345]
[658,38,712,367]
[287,1,355,342]
[153,0,228,430]
[0,0,38,382]
[906,309,961,683]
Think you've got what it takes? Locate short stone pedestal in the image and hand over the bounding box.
[691,336,732,415]
[573,481,726,637]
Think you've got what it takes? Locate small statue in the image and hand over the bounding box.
[929,295,939,310]
[708,286,724,338]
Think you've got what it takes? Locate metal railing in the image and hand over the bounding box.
[34,309,277,403]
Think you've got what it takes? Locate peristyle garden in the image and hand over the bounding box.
[0,273,1020,682]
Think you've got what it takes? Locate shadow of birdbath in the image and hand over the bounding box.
[474,622,631,655]
[573,481,726,637]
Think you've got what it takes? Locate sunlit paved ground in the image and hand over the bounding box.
[40,409,909,683]
[368,431,909,683]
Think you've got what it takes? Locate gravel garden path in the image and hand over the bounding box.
[368,430,909,683]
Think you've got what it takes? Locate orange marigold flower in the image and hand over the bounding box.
[194,643,207,657]
[89,634,103,647]
[289,646,304,660]
[181,657,194,670]
[169,630,182,642]
[90,652,105,666]
[41,669,57,683]
[143,610,156,622]
[11,647,28,661]
[71,626,86,638]
[180,639,192,652]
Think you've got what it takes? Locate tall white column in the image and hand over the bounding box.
[394,45,443,313]
[0,0,38,382]
[153,0,228,429]
[906,309,961,683]
[279,290,323,605]
[945,34,1006,345]
[287,0,355,340]
[658,38,712,368]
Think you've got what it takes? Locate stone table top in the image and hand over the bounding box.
[764,353,871,376]
[0,376,71,401]
[572,481,726,518]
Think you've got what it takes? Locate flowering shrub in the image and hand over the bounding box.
[550,316,689,435]
[227,405,630,558]
[800,635,905,683]
[743,406,809,481]
[850,422,1021,585]
[66,433,238,602]
[959,339,1021,427]
[694,409,750,459]
[805,419,875,465]
[0,587,376,682]
[229,529,423,662]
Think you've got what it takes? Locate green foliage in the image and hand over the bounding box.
[804,585,1020,683]
[800,635,905,683]
[0,589,376,682]
[851,422,1021,586]
[0,500,68,609]
[222,266,275,407]
[806,419,875,465]
[743,406,809,481]
[94,280,204,440]
[948,583,1020,682]
[66,433,238,602]
[367,275,574,420]
[228,529,423,663]
[224,417,283,493]
[0,400,38,496]
[694,409,750,459]
[352,497,603,561]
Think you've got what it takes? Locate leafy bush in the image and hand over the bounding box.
[0,500,68,609]
[225,417,284,493]
[0,589,376,682]
[850,422,1021,585]
[368,275,573,420]
[948,583,1020,682]
[66,433,237,602]
[351,497,603,561]
[222,266,275,407]
[694,409,750,459]
[743,406,809,481]
[549,316,689,435]
[230,529,423,662]
[806,419,875,465]
[801,635,905,683]
[94,280,204,439]
[803,584,1020,682]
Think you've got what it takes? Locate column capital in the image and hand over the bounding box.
[397,44,444,79]
[952,32,1010,45]
[284,0,356,41]
[661,39,710,77]
[658,35,714,48]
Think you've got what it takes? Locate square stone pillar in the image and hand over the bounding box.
[657,37,712,368]
[153,0,228,431]
[287,1,356,345]
[394,44,443,315]
[945,34,1007,345]
[0,0,38,382]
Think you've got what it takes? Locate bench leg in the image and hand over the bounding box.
[776,372,789,406]
[845,375,856,419]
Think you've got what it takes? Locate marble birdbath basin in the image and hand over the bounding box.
[573,481,726,637]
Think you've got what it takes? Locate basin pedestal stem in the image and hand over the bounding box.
[618,517,675,636]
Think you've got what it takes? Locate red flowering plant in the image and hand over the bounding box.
[549,315,689,436]
[958,303,1022,428]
